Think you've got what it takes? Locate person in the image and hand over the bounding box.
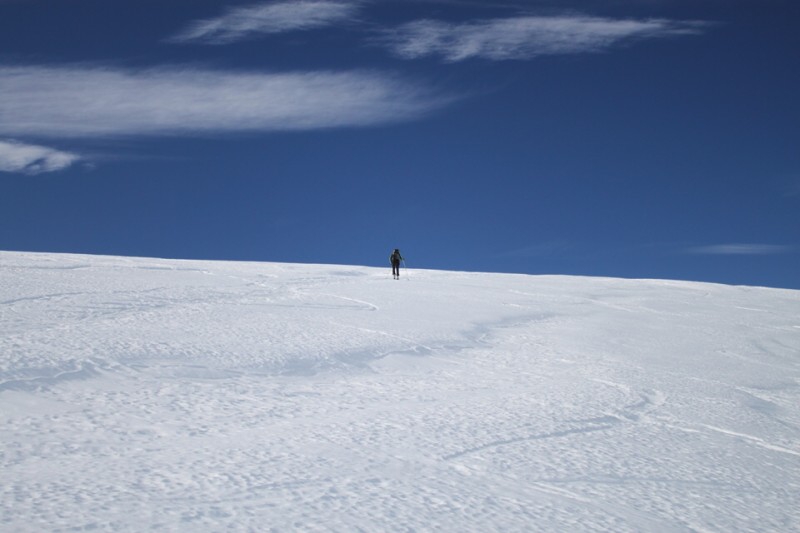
[389,248,403,279]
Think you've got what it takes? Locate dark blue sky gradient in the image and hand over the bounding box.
[1,0,798,288]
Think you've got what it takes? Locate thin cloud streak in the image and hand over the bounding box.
[0,139,80,175]
[0,65,449,138]
[380,15,707,62]
[686,244,795,256]
[169,0,362,44]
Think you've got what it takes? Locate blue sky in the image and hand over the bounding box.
[1,0,798,289]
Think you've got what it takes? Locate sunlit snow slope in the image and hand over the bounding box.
[2,251,799,532]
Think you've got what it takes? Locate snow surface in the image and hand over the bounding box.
[2,251,799,532]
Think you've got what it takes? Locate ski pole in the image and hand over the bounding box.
[402,259,409,279]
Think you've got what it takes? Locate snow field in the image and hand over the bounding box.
[1,251,799,531]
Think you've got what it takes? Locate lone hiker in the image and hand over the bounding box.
[390,248,403,279]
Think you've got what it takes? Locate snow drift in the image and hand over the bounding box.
[1,251,799,531]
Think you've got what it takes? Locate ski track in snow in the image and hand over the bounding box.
[1,251,799,532]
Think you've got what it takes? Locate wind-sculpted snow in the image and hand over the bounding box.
[1,252,799,531]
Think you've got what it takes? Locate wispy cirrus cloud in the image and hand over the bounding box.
[0,139,80,175]
[169,0,362,44]
[0,65,449,138]
[379,15,707,62]
[686,244,795,256]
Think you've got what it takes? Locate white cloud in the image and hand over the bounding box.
[686,244,794,256]
[170,0,362,44]
[380,15,707,62]
[0,139,80,175]
[0,65,448,138]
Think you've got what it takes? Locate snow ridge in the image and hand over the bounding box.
[2,251,799,531]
